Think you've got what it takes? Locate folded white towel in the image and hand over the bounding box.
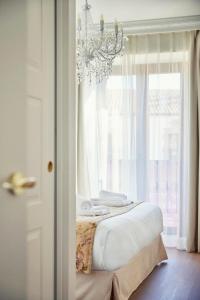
[80,200,92,211]
[91,198,132,207]
[99,190,127,200]
[76,195,91,215]
[79,204,110,216]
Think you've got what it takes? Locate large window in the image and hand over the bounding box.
[90,71,182,237]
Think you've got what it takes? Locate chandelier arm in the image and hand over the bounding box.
[103,32,122,52]
[95,50,113,62]
[101,35,124,56]
[95,49,118,63]
[92,32,122,54]
[112,31,123,46]
[97,54,115,63]
[90,35,105,54]
[89,41,102,57]
[98,43,123,59]
[96,40,122,58]
[96,46,117,60]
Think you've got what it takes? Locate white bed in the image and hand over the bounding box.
[77,202,167,300]
[93,202,163,271]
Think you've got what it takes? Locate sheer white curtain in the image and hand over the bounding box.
[78,32,193,248]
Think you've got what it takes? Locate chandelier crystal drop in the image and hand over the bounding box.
[77,0,127,84]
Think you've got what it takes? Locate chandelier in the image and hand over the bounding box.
[77,0,126,84]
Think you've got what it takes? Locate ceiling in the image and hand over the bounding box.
[77,0,200,23]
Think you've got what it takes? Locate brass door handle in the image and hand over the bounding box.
[2,172,36,195]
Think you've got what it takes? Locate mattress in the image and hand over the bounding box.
[92,202,163,271]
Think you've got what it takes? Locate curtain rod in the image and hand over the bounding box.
[105,15,200,35]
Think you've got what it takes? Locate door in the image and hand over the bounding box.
[0,0,55,299]
[0,1,27,299]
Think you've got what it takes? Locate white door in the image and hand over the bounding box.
[27,0,55,299]
[0,1,27,299]
[0,1,55,299]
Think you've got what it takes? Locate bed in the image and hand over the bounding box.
[76,202,168,300]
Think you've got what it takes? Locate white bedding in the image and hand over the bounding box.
[92,202,163,271]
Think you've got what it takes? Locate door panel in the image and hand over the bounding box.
[0,1,27,299]
[27,0,55,299]
[26,97,42,196]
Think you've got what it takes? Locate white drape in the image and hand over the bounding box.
[186,31,200,252]
[78,31,194,248]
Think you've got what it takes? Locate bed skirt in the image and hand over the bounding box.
[76,235,167,300]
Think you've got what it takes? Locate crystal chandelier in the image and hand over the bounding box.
[77,0,126,84]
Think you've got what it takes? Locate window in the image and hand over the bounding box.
[92,71,183,238]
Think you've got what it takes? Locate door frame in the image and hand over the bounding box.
[54,1,200,299]
[54,2,200,297]
[56,0,76,299]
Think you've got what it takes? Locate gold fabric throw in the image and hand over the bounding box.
[76,202,141,274]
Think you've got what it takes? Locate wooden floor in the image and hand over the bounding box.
[129,248,200,300]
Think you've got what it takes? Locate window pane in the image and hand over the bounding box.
[101,75,137,195]
[148,73,181,236]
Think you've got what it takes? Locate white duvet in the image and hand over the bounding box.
[92,202,163,271]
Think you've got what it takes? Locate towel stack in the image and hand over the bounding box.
[77,190,131,216]
[91,190,132,207]
[79,200,110,216]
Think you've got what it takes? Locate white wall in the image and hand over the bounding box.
[77,0,200,23]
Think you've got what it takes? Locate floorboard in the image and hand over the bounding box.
[129,248,200,300]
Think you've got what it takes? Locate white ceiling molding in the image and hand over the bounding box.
[105,15,200,35]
